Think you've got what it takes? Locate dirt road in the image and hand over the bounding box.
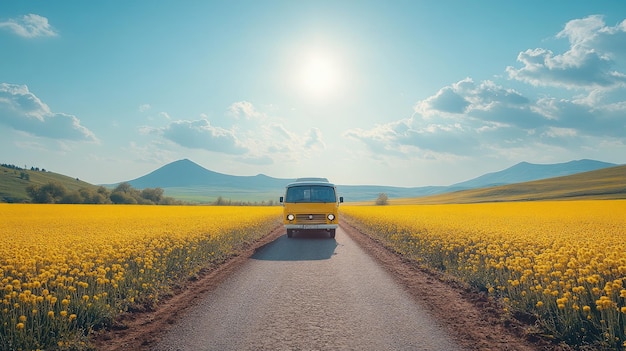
[98,223,547,351]
[152,227,466,351]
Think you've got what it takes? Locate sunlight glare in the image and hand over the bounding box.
[298,51,342,100]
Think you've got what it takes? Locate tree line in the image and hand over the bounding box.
[1,163,47,172]
[26,182,183,205]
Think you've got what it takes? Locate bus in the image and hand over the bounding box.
[279,178,343,238]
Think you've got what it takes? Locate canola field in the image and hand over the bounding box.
[0,204,281,351]
[341,200,626,350]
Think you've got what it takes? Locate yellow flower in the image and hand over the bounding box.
[16,322,25,330]
[48,311,54,318]
[536,301,544,308]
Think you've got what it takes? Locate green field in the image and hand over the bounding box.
[161,186,280,204]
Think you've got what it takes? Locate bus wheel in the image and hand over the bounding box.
[287,229,293,238]
[329,229,336,239]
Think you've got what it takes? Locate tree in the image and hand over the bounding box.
[113,182,134,194]
[61,191,83,204]
[110,192,137,204]
[214,196,227,206]
[141,188,164,204]
[111,182,142,204]
[26,182,67,203]
[79,187,111,204]
[375,193,389,206]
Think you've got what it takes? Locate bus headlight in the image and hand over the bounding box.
[327,214,335,221]
[287,214,295,221]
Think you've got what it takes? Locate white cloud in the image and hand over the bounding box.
[346,74,625,160]
[543,127,578,138]
[0,14,58,38]
[138,104,151,112]
[347,15,626,163]
[304,127,325,149]
[228,101,265,120]
[156,119,248,154]
[507,15,626,90]
[0,83,97,141]
[145,102,330,164]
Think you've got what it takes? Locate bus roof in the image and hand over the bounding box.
[295,177,329,182]
[287,178,335,188]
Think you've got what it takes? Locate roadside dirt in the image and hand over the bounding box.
[93,226,287,351]
[94,222,569,351]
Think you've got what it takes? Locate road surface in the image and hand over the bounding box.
[153,227,466,351]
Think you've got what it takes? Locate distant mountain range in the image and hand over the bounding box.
[451,159,616,188]
[116,158,618,202]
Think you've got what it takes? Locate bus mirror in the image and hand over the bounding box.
[339,197,344,203]
[279,196,284,203]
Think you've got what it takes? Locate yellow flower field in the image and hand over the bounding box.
[0,204,281,351]
[341,200,626,350]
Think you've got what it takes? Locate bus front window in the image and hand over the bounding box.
[285,186,336,203]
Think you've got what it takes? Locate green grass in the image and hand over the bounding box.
[1,165,281,204]
[0,165,100,203]
[162,186,280,204]
[390,164,626,205]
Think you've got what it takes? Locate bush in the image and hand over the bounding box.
[375,193,388,205]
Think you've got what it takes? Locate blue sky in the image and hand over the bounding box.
[1,1,625,187]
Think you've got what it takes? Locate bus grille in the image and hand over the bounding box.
[295,214,327,224]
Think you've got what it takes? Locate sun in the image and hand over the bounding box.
[297,51,343,101]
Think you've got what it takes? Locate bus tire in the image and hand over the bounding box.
[287,229,293,238]
[329,229,336,239]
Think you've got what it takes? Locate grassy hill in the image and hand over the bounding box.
[0,165,99,203]
[390,164,626,205]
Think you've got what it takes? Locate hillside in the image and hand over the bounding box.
[3,159,622,203]
[0,165,99,203]
[451,159,616,188]
[392,164,626,204]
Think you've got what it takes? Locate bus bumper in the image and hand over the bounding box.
[284,224,338,230]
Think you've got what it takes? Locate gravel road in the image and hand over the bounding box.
[153,228,467,351]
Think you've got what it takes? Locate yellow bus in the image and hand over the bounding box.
[279,178,344,238]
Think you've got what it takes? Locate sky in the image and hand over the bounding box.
[1,1,625,187]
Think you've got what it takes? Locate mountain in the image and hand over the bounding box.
[126,159,295,190]
[114,158,619,203]
[451,159,617,189]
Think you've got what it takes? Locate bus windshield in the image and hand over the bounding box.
[285,185,337,203]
